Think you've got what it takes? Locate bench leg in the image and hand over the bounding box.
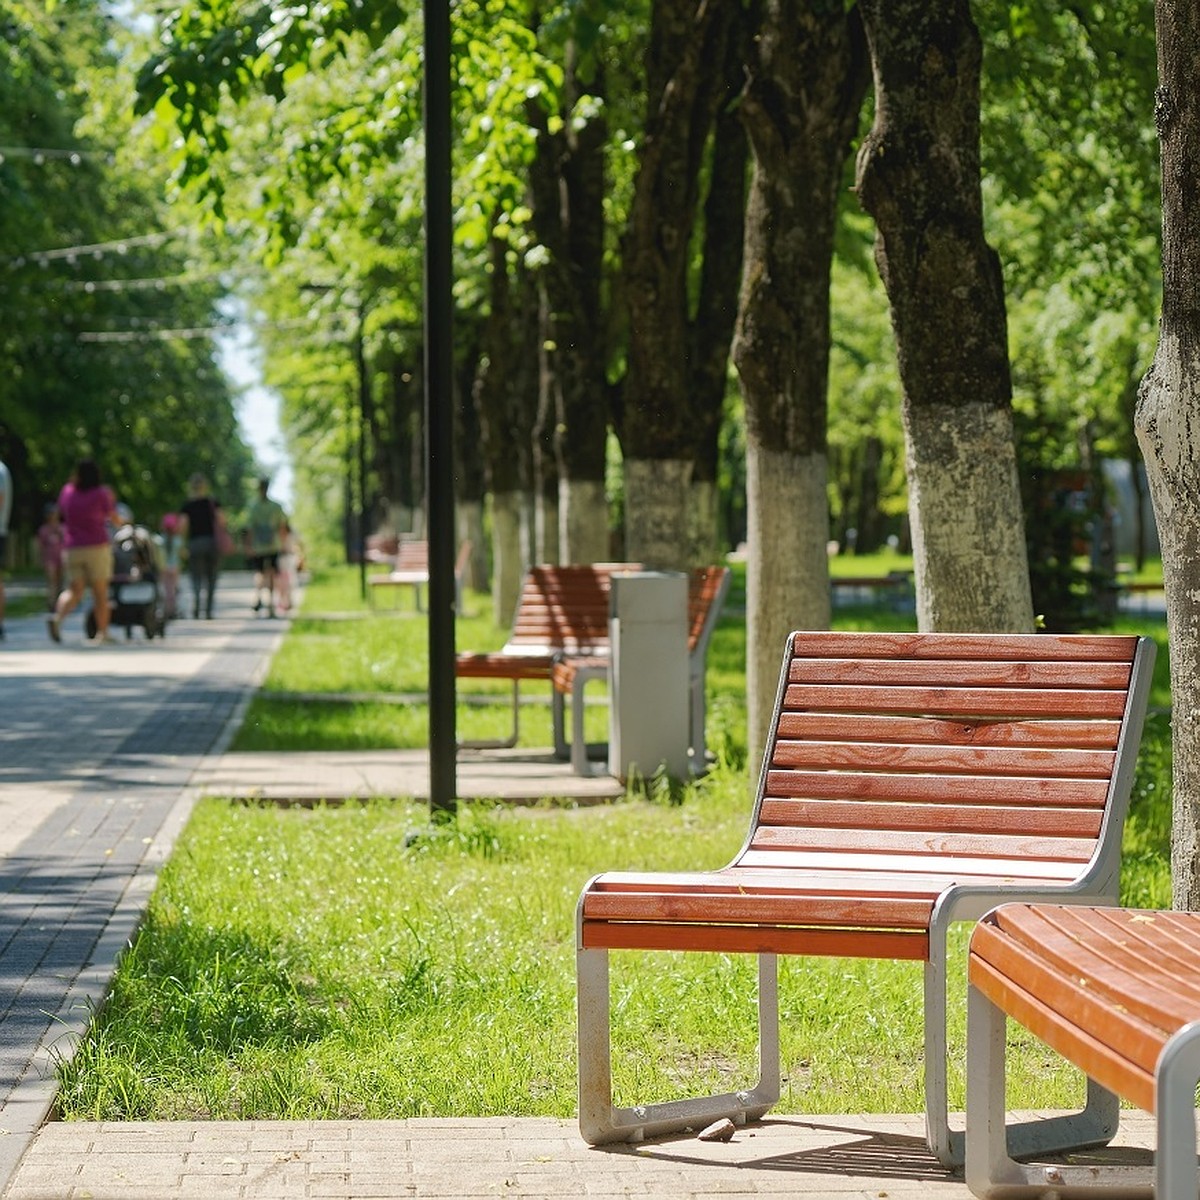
[965,983,1139,1199]
[924,945,964,1167]
[577,947,780,1146]
[566,667,610,776]
[1157,1021,1200,1200]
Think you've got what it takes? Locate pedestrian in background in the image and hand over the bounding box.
[246,477,287,618]
[0,456,11,640]
[36,503,64,611]
[158,512,181,619]
[49,458,118,645]
[179,472,222,620]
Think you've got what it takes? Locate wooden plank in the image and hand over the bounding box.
[584,868,950,898]
[749,825,1096,862]
[757,797,1103,839]
[773,712,1122,749]
[581,920,929,960]
[582,891,933,928]
[788,631,1138,663]
[771,740,1115,778]
[763,770,1111,808]
[786,658,1132,689]
[780,683,1129,719]
[734,847,1084,879]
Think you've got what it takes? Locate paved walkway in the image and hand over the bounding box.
[0,578,1162,1198]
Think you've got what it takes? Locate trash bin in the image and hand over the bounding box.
[608,571,689,782]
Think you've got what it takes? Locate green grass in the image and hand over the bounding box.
[55,565,1175,1121]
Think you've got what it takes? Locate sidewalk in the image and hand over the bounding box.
[0,581,1160,1198]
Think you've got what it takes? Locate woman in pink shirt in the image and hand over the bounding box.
[48,458,118,645]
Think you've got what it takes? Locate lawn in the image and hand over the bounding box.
[55,564,1174,1122]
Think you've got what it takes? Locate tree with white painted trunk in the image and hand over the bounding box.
[1136,0,1200,908]
[855,0,1034,633]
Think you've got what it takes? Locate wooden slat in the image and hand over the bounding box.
[787,658,1131,689]
[773,712,1122,749]
[749,825,1095,862]
[763,770,1111,809]
[757,797,1103,839]
[582,890,933,929]
[585,866,993,898]
[771,740,1115,778]
[734,847,1084,879]
[781,683,1128,719]
[581,920,929,960]
[788,631,1138,663]
[989,906,1200,1023]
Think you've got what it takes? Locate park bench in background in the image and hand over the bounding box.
[456,564,638,753]
[551,565,731,776]
[368,539,472,614]
[576,630,1155,1166]
[966,903,1200,1200]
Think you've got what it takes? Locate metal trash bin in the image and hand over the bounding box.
[608,571,689,782]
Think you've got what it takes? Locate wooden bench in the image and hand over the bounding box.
[966,903,1200,1199]
[551,566,731,777]
[830,571,914,610]
[456,564,639,754]
[368,540,471,614]
[576,631,1155,1165]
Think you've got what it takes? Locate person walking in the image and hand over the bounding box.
[246,477,287,617]
[0,456,11,641]
[36,503,64,611]
[48,458,118,645]
[178,473,223,619]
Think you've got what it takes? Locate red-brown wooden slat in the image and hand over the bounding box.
[735,847,1085,879]
[787,658,1131,689]
[582,891,933,929]
[762,771,1111,809]
[968,951,1156,1114]
[749,825,1096,862]
[781,684,1128,719]
[773,712,1122,749]
[788,631,1138,663]
[991,906,1200,1022]
[584,868,951,898]
[581,920,929,960]
[757,798,1102,839]
[771,741,1115,778]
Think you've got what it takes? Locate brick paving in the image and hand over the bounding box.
[0,579,1166,1198]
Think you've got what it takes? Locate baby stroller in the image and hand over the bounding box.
[86,516,165,640]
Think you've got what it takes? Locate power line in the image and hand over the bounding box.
[1,231,183,269]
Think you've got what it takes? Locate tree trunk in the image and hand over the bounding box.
[472,233,538,624]
[622,0,736,568]
[855,0,1033,633]
[732,0,868,772]
[1136,0,1200,909]
[527,39,610,565]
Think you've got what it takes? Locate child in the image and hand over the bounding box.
[159,512,181,619]
[36,504,64,611]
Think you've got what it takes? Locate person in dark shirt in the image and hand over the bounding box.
[178,472,223,619]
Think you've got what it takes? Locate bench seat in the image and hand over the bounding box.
[577,630,1155,1166]
[966,903,1200,1199]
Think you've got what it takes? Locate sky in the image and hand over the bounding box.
[217,318,294,509]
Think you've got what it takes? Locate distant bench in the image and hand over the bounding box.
[368,540,471,614]
[550,565,731,776]
[456,564,635,755]
[830,571,914,609]
[967,903,1200,1199]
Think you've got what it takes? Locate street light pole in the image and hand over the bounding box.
[424,0,457,818]
[354,300,369,602]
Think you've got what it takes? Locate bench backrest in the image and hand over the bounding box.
[686,566,731,659]
[740,631,1153,888]
[394,539,429,572]
[505,565,634,655]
